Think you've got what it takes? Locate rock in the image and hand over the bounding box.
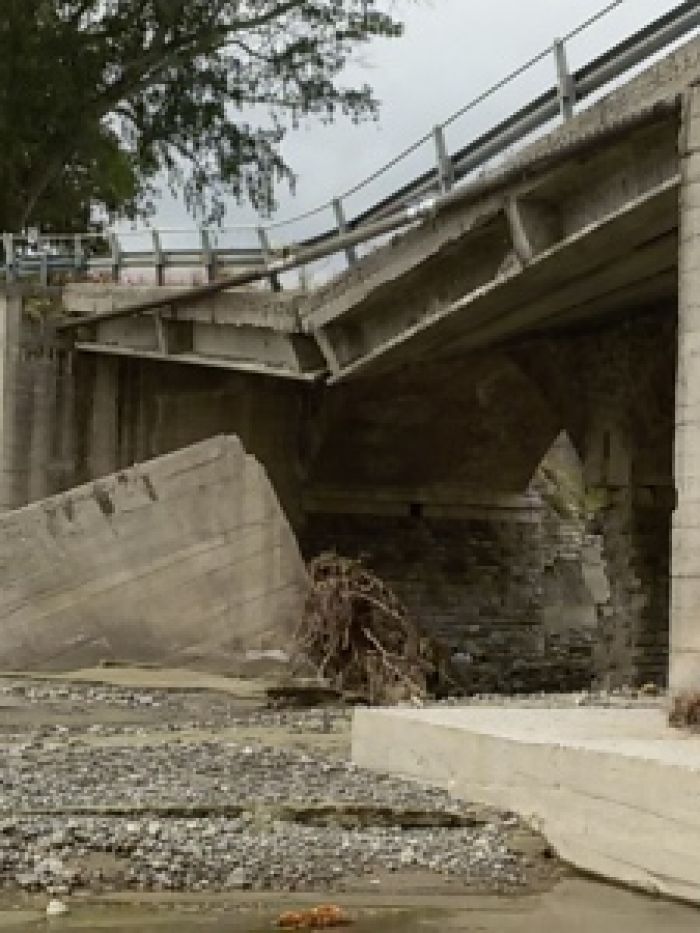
[46,899,68,916]
[226,868,249,889]
[0,675,551,896]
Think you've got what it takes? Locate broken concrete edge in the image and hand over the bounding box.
[51,95,683,335]
[352,707,700,906]
[0,435,309,673]
[0,432,235,521]
[299,99,682,326]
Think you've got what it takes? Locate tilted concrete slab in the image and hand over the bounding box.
[352,706,700,904]
[0,435,307,671]
[294,30,700,381]
[307,112,680,381]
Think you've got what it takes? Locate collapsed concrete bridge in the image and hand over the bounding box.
[4,33,700,692]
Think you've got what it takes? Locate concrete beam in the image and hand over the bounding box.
[68,286,326,381]
[504,196,562,265]
[75,342,323,382]
[61,284,303,332]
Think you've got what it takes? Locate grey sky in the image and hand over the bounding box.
[151,0,684,243]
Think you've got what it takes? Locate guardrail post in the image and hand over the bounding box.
[433,125,454,193]
[553,38,575,120]
[257,227,281,292]
[151,229,165,286]
[2,234,15,284]
[200,228,216,283]
[38,235,48,287]
[108,232,121,283]
[332,198,357,267]
[73,234,85,278]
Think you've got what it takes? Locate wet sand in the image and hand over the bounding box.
[1,879,700,931]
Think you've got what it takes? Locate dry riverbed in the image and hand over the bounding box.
[2,672,700,932]
[0,668,561,905]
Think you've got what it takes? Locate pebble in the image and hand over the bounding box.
[0,676,561,897]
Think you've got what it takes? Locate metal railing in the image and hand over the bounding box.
[3,0,700,289]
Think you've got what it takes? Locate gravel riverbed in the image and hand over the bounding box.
[0,674,570,898]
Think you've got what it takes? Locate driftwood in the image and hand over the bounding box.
[293,552,449,705]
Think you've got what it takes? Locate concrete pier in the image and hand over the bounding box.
[672,86,700,691]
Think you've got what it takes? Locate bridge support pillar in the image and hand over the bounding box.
[671,87,700,691]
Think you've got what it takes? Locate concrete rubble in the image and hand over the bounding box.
[353,701,700,905]
[0,435,306,672]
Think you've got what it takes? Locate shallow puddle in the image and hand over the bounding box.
[1,879,699,932]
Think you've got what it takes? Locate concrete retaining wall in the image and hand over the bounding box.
[0,291,76,509]
[0,435,307,671]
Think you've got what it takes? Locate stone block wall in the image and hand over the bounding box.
[593,490,671,688]
[303,497,670,694]
[302,307,676,694]
[303,501,606,694]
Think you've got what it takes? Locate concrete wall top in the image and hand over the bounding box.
[62,284,301,332]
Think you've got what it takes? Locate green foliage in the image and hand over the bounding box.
[0,0,406,231]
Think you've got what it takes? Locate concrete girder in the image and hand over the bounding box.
[504,195,562,266]
[324,175,679,383]
[63,284,325,382]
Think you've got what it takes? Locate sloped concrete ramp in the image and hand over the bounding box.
[352,706,700,904]
[0,436,307,671]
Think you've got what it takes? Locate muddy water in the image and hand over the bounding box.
[1,880,700,932]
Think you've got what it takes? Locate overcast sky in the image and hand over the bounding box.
[149,0,687,246]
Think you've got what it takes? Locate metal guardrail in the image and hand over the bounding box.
[3,0,700,289]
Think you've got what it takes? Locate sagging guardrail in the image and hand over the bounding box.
[3,0,700,290]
